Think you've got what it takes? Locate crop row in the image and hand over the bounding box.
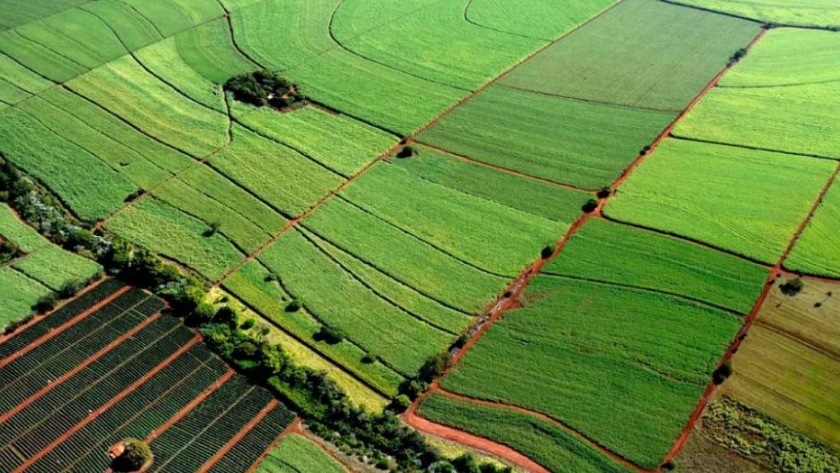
[255,433,346,473]
[208,404,298,473]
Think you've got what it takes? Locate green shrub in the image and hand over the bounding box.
[582,199,599,213]
[780,278,804,296]
[419,352,451,383]
[314,325,345,344]
[541,245,554,259]
[33,293,57,314]
[713,361,733,385]
[285,298,302,313]
[111,440,152,472]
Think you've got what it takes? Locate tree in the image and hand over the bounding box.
[780,277,804,296]
[419,352,451,383]
[713,361,733,385]
[111,440,152,472]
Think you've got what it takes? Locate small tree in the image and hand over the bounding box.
[389,394,411,413]
[713,361,733,385]
[780,277,804,296]
[111,440,152,472]
[204,221,221,237]
[419,352,451,383]
[597,186,612,199]
[285,298,302,313]
[582,199,599,213]
[541,245,554,259]
[397,146,417,159]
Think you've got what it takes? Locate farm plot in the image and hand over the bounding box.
[0,107,135,221]
[334,0,545,90]
[231,103,397,176]
[79,0,163,52]
[668,0,840,29]
[302,197,509,315]
[464,0,616,40]
[440,277,742,469]
[787,180,840,278]
[0,0,90,31]
[68,55,229,158]
[258,229,453,377]
[721,276,840,451]
[0,53,53,107]
[174,18,259,84]
[0,29,88,82]
[0,269,52,333]
[15,96,172,190]
[418,86,675,190]
[499,0,760,111]
[390,149,591,223]
[418,394,632,473]
[341,163,564,276]
[256,433,347,473]
[105,197,244,281]
[231,0,466,134]
[674,82,840,160]
[545,218,768,314]
[114,0,222,38]
[209,125,344,217]
[222,260,406,396]
[720,28,840,88]
[605,139,836,264]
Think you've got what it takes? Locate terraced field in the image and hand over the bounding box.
[0,281,297,473]
[1,0,838,471]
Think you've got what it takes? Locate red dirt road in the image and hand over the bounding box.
[243,417,303,473]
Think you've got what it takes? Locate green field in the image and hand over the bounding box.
[440,277,741,468]
[674,82,840,159]
[606,139,836,263]
[465,0,615,40]
[670,0,840,28]
[256,434,346,473]
[545,218,769,313]
[787,180,840,278]
[418,394,632,473]
[389,149,591,223]
[500,0,760,110]
[419,86,675,190]
[0,0,90,30]
[721,29,840,87]
[0,203,101,329]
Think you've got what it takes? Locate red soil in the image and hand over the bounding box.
[0,284,130,369]
[12,337,201,473]
[145,369,236,443]
[0,275,108,346]
[0,313,162,423]
[243,417,303,473]
[196,399,280,473]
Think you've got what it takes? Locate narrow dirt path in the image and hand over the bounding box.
[406,26,771,473]
[11,337,202,473]
[0,312,161,423]
[243,417,303,473]
[196,399,280,472]
[0,285,130,368]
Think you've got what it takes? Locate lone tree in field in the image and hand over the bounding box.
[712,361,733,385]
[110,439,153,472]
[780,277,804,296]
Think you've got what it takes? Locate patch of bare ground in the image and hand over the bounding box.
[675,427,765,473]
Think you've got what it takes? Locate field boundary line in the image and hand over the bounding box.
[669,134,839,163]
[407,25,770,473]
[195,399,280,473]
[436,387,656,473]
[540,273,746,317]
[414,142,596,193]
[145,369,236,443]
[0,312,162,423]
[462,0,550,41]
[404,402,550,473]
[661,159,840,465]
[243,417,302,473]
[495,83,683,113]
[718,77,840,90]
[11,336,202,473]
[755,319,840,365]
[0,276,108,345]
[658,0,838,31]
[0,285,130,368]
[598,214,776,270]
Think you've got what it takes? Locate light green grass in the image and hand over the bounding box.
[18,10,125,69]
[13,246,101,291]
[258,229,452,376]
[232,102,396,176]
[389,150,591,223]
[335,0,545,90]
[256,434,346,473]
[0,0,90,31]
[441,277,741,469]
[174,18,258,83]
[0,29,87,82]
[787,180,840,278]
[209,126,344,217]
[0,268,51,331]
[545,218,768,313]
[69,55,228,157]
[500,0,759,110]
[0,107,135,221]
[418,394,632,473]
[117,0,222,38]
[605,139,835,263]
[0,51,53,94]
[420,86,675,190]
[721,29,840,87]
[674,82,840,159]
[223,260,404,396]
[465,0,616,40]
[303,197,508,314]
[105,197,243,280]
[342,161,567,276]
[670,0,840,29]
[0,204,50,253]
[80,0,162,51]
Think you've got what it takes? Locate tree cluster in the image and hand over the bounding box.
[224,70,304,110]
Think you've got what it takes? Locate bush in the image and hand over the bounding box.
[597,187,612,199]
[33,293,57,314]
[285,298,302,313]
[582,199,599,213]
[730,48,748,64]
[361,351,380,364]
[314,325,345,344]
[111,440,152,472]
[713,361,733,385]
[780,278,804,296]
[203,221,221,237]
[390,394,412,413]
[662,459,677,471]
[397,146,417,159]
[452,334,469,349]
[240,318,256,330]
[225,70,302,110]
[187,302,217,327]
[57,280,84,299]
[453,453,481,473]
[541,245,554,259]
